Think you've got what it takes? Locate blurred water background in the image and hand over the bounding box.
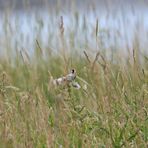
[0,0,148,58]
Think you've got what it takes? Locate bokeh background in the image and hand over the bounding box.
[0,0,148,58]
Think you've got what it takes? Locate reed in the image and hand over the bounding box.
[0,1,148,147]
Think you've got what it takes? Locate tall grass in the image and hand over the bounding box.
[0,1,148,147]
[0,46,148,147]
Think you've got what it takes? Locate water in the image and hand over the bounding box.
[0,1,148,57]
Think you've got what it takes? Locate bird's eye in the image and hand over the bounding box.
[71,69,75,73]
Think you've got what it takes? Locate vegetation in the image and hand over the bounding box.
[0,1,148,147]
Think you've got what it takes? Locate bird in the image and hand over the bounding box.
[65,69,76,82]
[49,69,81,89]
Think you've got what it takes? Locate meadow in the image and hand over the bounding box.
[0,1,148,147]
